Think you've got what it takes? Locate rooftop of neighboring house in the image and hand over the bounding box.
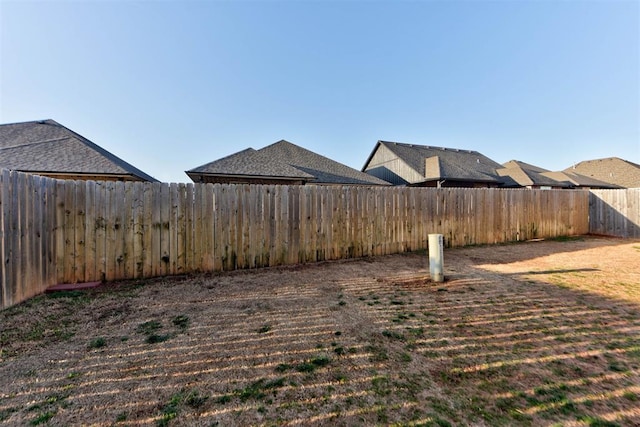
[541,170,620,189]
[187,140,391,186]
[363,141,518,186]
[498,160,571,188]
[565,157,640,188]
[0,119,158,182]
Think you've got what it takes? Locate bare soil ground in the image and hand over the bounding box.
[1,236,639,427]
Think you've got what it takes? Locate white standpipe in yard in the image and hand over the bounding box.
[428,234,444,283]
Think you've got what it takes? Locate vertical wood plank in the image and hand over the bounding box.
[169,183,179,275]
[113,181,126,280]
[93,181,107,281]
[150,182,162,277]
[63,180,76,283]
[308,185,318,262]
[17,173,29,302]
[203,183,215,271]
[54,178,65,284]
[0,171,7,308]
[132,182,144,278]
[211,184,222,271]
[248,184,259,268]
[8,172,20,302]
[289,185,300,264]
[141,183,153,277]
[84,181,96,282]
[119,182,134,279]
[42,177,54,286]
[216,184,227,270]
[31,176,43,291]
[104,181,117,281]
[184,183,194,273]
[159,183,170,276]
[271,185,281,265]
[235,184,246,269]
[74,179,86,283]
[175,183,186,274]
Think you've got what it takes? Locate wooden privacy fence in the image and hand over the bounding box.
[589,188,640,238]
[2,170,591,309]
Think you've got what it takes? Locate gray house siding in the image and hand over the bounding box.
[363,144,423,185]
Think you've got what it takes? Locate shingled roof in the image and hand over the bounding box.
[497,160,571,188]
[362,141,514,187]
[565,157,640,188]
[187,140,390,186]
[186,147,315,182]
[541,170,621,189]
[0,119,158,182]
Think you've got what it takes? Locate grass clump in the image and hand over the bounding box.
[371,376,391,396]
[577,415,621,427]
[216,394,233,404]
[137,320,162,335]
[137,320,173,344]
[276,356,331,374]
[238,378,285,401]
[257,324,272,334]
[155,389,206,426]
[184,390,208,408]
[157,393,182,427]
[275,363,293,372]
[366,344,389,362]
[382,329,405,341]
[30,410,56,426]
[171,315,190,330]
[295,355,331,373]
[146,334,171,344]
[216,378,286,405]
[88,337,106,349]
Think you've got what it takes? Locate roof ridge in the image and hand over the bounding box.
[379,140,480,154]
[0,119,55,128]
[0,136,72,151]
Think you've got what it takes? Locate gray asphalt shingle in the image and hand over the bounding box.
[565,157,640,188]
[498,160,571,188]
[373,141,507,185]
[187,140,390,185]
[0,120,158,181]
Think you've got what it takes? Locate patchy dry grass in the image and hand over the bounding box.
[1,236,639,426]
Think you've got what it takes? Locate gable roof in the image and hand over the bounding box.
[187,147,315,181]
[498,160,570,188]
[541,170,620,189]
[565,157,640,188]
[501,160,550,173]
[187,140,390,185]
[363,141,511,185]
[0,119,158,182]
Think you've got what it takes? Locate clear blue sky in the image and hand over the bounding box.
[1,0,638,183]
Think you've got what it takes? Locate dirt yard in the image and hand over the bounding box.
[1,236,639,426]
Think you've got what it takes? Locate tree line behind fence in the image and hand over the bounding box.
[8,169,635,309]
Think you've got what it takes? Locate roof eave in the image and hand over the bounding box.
[185,171,316,182]
[43,120,160,182]
[12,169,148,181]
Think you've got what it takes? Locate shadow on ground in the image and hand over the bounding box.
[0,236,639,426]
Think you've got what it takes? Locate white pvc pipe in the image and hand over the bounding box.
[428,233,444,283]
